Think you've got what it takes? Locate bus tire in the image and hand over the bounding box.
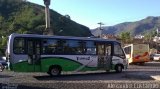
[115,65,123,73]
[139,62,144,65]
[49,65,61,77]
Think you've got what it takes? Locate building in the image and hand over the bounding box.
[102,34,117,40]
[134,34,144,39]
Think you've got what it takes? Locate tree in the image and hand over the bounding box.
[119,32,132,44]
[0,16,4,30]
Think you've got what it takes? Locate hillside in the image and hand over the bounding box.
[92,16,160,36]
[0,0,92,37]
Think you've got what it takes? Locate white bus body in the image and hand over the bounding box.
[6,33,128,76]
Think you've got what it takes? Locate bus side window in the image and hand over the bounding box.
[65,40,83,55]
[13,38,26,54]
[54,40,66,54]
[42,39,57,54]
[84,41,96,55]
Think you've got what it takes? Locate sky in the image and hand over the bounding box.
[28,0,160,29]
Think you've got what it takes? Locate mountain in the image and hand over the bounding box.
[0,0,92,37]
[92,16,160,36]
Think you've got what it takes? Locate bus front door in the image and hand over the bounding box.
[27,39,41,72]
[97,43,112,70]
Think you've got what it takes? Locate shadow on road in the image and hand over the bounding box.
[34,71,126,81]
[129,62,160,67]
[0,75,13,78]
[0,83,51,89]
[34,71,156,81]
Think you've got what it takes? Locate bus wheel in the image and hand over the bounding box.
[115,65,122,73]
[49,66,61,77]
[139,62,144,65]
[106,69,110,72]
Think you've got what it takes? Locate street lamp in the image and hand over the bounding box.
[97,22,104,38]
[44,0,50,5]
[43,0,53,35]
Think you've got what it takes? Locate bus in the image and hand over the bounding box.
[6,33,128,76]
[123,44,150,64]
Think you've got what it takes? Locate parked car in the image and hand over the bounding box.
[152,54,160,61]
[0,57,7,72]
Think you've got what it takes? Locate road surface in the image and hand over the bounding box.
[0,62,160,89]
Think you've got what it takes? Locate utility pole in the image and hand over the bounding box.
[43,0,53,35]
[97,22,104,38]
[156,28,159,53]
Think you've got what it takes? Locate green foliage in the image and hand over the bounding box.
[0,36,7,56]
[119,32,132,44]
[143,28,157,43]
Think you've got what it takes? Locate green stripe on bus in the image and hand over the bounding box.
[12,57,97,72]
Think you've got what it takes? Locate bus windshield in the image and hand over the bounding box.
[114,42,126,59]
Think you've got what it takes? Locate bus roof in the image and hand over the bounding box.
[9,33,119,43]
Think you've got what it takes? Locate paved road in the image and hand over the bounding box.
[0,62,160,89]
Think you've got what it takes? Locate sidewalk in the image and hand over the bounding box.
[151,75,160,81]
